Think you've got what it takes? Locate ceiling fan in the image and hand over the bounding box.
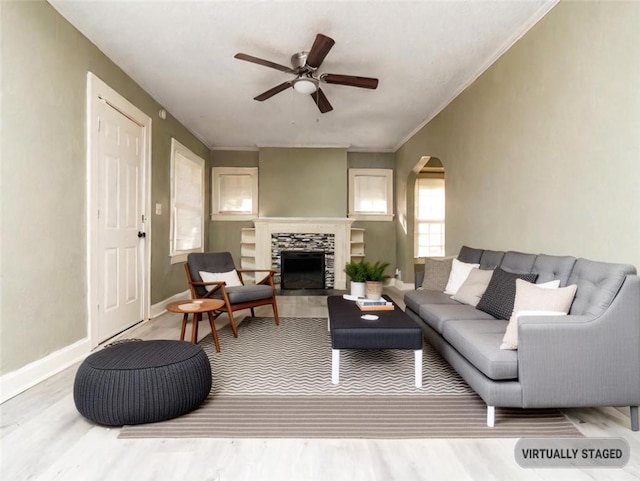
[234,33,379,114]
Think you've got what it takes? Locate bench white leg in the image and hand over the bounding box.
[414,349,423,387]
[332,349,340,384]
[487,405,495,427]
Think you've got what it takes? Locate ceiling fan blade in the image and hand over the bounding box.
[234,53,295,73]
[254,81,293,101]
[310,88,333,114]
[305,34,335,69]
[322,74,379,89]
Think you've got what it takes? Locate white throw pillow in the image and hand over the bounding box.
[199,270,243,290]
[451,268,494,307]
[500,279,577,350]
[443,258,480,295]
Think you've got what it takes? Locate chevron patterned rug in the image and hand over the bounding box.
[119,317,583,439]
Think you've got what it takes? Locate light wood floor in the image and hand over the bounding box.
[1,290,639,481]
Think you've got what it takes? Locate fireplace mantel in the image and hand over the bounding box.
[252,218,356,290]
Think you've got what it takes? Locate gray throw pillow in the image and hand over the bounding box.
[476,267,538,319]
[421,257,454,291]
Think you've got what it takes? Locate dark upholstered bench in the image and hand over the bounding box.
[73,339,211,426]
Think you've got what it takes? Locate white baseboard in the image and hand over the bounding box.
[388,278,415,291]
[150,289,190,319]
[1,290,192,404]
[0,337,91,404]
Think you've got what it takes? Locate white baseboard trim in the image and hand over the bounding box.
[150,289,190,319]
[1,291,192,404]
[388,278,415,291]
[0,337,91,404]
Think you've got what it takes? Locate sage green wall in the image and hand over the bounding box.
[348,152,397,276]
[395,1,640,280]
[208,150,259,264]
[0,1,209,375]
[207,149,397,273]
[259,148,347,217]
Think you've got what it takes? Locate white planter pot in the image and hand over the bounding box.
[350,281,366,299]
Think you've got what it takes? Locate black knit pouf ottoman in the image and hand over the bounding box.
[73,340,211,426]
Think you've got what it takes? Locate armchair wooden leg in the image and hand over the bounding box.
[272,299,280,326]
[227,309,239,338]
[207,311,221,353]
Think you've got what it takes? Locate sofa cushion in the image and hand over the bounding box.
[419,303,496,334]
[442,319,518,380]
[420,257,453,291]
[479,250,504,270]
[532,254,577,286]
[476,268,539,320]
[500,279,578,350]
[500,251,537,274]
[404,289,458,314]
[444,259,479,295]
[568,258,636,317]
[458,245,483,264]
[451,268,494,307]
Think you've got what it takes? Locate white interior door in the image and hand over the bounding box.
[96,100,145,342]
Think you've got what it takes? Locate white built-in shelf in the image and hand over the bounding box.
[240,228,257,283]
[350,228,365,261]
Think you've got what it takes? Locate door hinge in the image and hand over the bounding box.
[97,118,101,132]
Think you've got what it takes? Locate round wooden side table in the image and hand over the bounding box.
[166,299,225,352]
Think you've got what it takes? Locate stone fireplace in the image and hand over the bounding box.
[251,218,355,290]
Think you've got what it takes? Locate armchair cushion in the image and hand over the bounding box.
[210,284,274,304]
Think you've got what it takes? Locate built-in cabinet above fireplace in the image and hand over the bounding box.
[240,218,364,290]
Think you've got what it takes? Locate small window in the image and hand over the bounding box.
[415,176,445,257]
[211,167,258,220]
[348,168,393,221]
[170,139,205,263]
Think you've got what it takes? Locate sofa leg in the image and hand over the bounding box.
[631,406,639,431]
[487,406,495,427]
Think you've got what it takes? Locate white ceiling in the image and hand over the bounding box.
[49,0,557,151]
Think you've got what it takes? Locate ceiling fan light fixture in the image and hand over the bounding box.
[292,77,318,94]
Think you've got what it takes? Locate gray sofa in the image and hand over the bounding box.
[404,246,640,430]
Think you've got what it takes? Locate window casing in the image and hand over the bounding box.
[211,167,258,220]
[348,168,393,221]
[415,176,445,257]
[169,139,205,263]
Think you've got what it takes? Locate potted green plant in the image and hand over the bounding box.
[362,260,390,300]
[344,260,367,298]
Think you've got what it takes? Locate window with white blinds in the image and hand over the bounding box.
[211,167,258,220]
[415,177,445,257]
[348,168,393,221]
[170,139,205,263]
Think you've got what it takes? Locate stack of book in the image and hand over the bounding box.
[355,298,394,311]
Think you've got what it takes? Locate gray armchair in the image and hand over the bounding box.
[185,252,279,337]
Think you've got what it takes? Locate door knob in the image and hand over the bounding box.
[137,231,146,238]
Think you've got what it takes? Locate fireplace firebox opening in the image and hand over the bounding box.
[280,251,325,290]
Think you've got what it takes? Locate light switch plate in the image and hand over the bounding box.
[155,203,162,215]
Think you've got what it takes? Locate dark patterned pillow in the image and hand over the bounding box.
[421,257,454,291]
[476,268,538,319]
